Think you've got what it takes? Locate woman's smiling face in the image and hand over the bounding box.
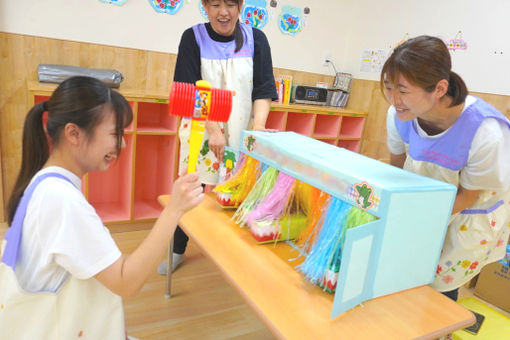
[202,0,242,37]
[77,108,125,174]
[383,73,437,122]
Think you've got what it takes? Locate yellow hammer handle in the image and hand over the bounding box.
[187,119,206,173]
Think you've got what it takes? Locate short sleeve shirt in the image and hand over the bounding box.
[15,166,121,292]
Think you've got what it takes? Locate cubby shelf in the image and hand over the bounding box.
[285,112,314,136]
[265,110,286,131]
[87,134,133,222]
[137,102,177,132]
[339,115,365,138]
[27,82,367,227]
[133,135,176,220]
[270,103,367,154]
[313,114,341,138]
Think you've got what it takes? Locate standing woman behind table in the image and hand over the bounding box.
[159,0,278,274]
[381,35,510,301]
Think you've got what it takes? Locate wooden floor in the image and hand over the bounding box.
[1,223,508,339]
[115,230,275,340]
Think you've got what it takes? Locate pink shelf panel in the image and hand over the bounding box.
[317,138,337,146]
[285,112,314,136]
[125,101,135,132]
[90,202,131,223]
[137,102,177,132]
[35,95,50,128]
[133,135,176,220]
[88,134,134,222]
[337,139,361,153]
[339,116,365,138]
[132,200,163,220]
[265,110,286,131]
[34,95,50,104]
[313,114,341,138]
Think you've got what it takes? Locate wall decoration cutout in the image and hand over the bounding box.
[199,1,208,20]
[446,31,468,51]
[278,4,303,36]
[390,32,409,49]
[269,0,278,21]
[303,6,310,28]
[241,0,268,29]
[100,0,127,5]
[148,0,184,14]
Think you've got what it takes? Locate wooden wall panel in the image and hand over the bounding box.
[0,147,3,223]
[274,68,335,87]
[1,31,510,222]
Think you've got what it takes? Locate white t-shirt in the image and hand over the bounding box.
[15,166,121,292]
[386,95,510,191]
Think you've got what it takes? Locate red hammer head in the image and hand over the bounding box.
[168,80,233,123]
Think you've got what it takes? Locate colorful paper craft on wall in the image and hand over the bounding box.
[199,1,208,20]
[148,0,184,14]
[391,32,409,49]
[100,0,127,5]
[278,4,304,36]
[446,31,468,51]
[241,0,269,29]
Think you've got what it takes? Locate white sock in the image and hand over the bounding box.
[157,253,186,275]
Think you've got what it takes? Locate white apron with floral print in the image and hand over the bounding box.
[178,23,254,185]
[433,191,510,291]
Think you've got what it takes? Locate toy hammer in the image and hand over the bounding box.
[168,80,233,173]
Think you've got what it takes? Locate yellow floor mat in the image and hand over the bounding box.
[452,297,510,340]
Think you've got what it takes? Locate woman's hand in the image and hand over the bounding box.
[207,126,226,163]
[252,124,278,132]
[96,172,203,298]
[166,172,204,216]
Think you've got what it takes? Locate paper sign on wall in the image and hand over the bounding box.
[360,49,389,73]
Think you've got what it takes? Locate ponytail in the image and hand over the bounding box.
[234,20,244,53]
[7,102,50,224]
[447,71,468,106]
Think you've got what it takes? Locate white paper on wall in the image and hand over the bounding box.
[360,49,389,73]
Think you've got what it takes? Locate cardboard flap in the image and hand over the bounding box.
[331,219,383,318]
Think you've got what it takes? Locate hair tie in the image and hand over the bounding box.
[42,101,48,111]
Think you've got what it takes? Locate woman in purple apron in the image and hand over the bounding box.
[381,36,510,301]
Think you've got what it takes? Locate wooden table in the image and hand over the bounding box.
[158,194,475,340]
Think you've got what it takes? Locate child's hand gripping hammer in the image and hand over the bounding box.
[168,80,233,173]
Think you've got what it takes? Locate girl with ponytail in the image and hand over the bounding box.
[2,76,203,338]
[381,35,510,301]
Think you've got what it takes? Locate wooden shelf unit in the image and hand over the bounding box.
[27,83,367,226]
[269,103,367,153]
